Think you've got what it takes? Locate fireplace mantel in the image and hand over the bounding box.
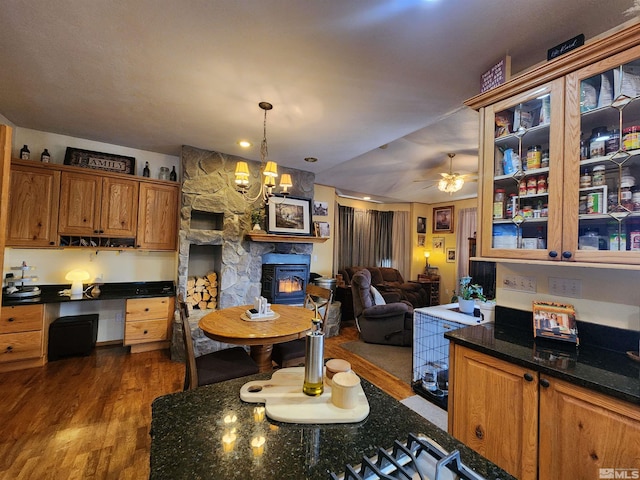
[245,233,328,243]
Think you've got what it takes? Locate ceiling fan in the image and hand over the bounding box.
[414,153,478,194]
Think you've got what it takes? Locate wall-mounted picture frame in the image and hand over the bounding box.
[313,201,329,216]
[267,196,312,235]
[417,216,426,234]
[532,301,579,345]
[446,248,456,263]
[432,237,445,253]
[314,221,330,237]
[417,234,425,247]
[433,205,454,233]
[63,147,136,175]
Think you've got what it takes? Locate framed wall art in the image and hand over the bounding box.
[417,234,425,247]
[266,196,312,235]
[417,216,426,234]
[313,201,329,216]
[433,205,454,233]
[432,237,444,253]
[446,248,456,263]
[63,147,136,175]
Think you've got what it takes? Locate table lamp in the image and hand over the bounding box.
[66,269,90,296]
[424,251,430,272]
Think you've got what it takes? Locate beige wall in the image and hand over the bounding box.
[310,184,335,278]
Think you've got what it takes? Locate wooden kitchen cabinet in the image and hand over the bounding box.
[136,182,179,250]
[466,23,640,266]
[124,296,175,353]
[0,304,45,372]
[449,345,538,480]
[449,344,640,480]
[58,171,139,238]
[5,163,60,247]
[538,376,640,480]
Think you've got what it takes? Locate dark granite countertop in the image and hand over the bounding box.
[445,323,640,405]
[150,374,515,480]
[2,281,175,307]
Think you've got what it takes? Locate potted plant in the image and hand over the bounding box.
[454,276,486,314]
[250,209,264,231]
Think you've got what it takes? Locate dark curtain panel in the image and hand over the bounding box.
[336,205,395,270]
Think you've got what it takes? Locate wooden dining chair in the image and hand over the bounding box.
[271,284,333,368]
[179,294,259,390]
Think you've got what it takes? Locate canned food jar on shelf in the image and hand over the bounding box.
[519,180,527,196]
[589,127,608,158]
[592,165,606,186]
[493,188,505,219]
[580,168,592,188]
[623,125,640,151]
[537,175,547,194]
[605,129,619,154]
[527,177,537,195]
[541,150,550,168]
[527,145,542,170]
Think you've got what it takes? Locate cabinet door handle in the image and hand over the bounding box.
[562,251,572,259]
[540,378,550,388]
[5,345,13,352]
[7,317,15,322]
[548,250,558,258]
[143,330,148,335]
[145,308,150,312]
[523,373,534,382]
[475,425,484,439]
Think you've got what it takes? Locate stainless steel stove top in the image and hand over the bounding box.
[330,433,487,480]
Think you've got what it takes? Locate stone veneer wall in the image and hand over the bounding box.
[172,145,316,359]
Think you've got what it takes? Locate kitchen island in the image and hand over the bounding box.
[150,373,515,479]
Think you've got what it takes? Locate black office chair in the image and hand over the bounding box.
[271,284,333,368]
[179,295,258,390]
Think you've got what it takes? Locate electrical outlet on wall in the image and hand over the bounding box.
[548,277,582,298]
[502,275,537,292]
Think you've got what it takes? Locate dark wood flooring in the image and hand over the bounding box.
[0,325,412,479]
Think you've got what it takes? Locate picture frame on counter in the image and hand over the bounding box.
[267,196,312,236]
[63,147,136,175]
[532,301,579,345]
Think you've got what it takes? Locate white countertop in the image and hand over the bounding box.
[414,302,495,325]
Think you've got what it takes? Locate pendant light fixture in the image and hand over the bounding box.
[235,102,292,202]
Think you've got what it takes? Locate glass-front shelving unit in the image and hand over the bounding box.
[573,59,640,257]
[481,79,564,261]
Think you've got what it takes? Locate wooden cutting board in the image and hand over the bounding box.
[239,367,369,424]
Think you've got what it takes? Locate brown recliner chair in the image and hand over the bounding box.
[341,266,428,308]
[351,269,413,346]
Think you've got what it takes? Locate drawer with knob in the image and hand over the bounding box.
[0,330,43,364]
[1,304,44,334]
[124,318,169,344]
[125,297,172,321]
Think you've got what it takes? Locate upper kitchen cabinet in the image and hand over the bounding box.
[5,163,60,247]
[466,23,640,266]
[563,46,640,264]
[480,79,565,262]
[58,171,139,238]
[136,182,179,251]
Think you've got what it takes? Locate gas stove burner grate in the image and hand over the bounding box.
[330,433,487,480]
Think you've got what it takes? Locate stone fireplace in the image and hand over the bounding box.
[172,145,316,359]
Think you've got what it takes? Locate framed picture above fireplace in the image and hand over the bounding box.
[266,196,312,236]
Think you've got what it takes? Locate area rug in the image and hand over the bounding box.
[340,341,412,384]
[400,395,448,430]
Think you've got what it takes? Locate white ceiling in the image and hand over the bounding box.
[0,0,638,203]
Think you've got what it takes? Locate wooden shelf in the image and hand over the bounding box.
[245,232,328,243]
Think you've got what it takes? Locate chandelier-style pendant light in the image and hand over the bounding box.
[235,102,292,202]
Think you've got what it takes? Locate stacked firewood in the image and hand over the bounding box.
[185,272,218,310]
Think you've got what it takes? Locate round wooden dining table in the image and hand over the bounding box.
[198,304,314,372]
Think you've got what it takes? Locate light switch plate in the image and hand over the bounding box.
[548,277,582,298]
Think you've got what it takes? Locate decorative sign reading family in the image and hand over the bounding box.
[64,147,136,175]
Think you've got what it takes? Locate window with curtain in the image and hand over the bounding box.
[335,205,402,273]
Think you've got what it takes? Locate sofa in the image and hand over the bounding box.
[339,266,428,308]
[351,269,413,346]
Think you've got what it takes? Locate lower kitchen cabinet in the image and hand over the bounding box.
[538,377,640,480]
[124,296,175,353]
[449,345,538,480]
[449,344,640,480]
[0,304,45,372]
